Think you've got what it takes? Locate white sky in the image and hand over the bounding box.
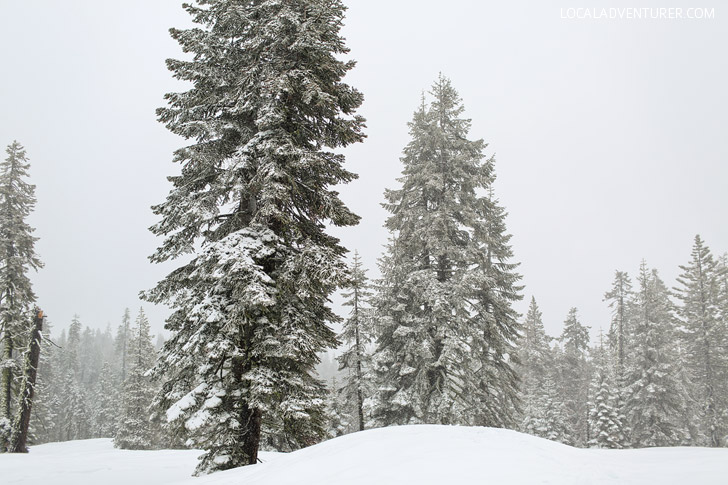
[0,0,726,341]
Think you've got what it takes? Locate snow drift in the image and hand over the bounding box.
[2,426,727,485]
[186,425,728,485]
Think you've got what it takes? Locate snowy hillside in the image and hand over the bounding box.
[3,426,727,485]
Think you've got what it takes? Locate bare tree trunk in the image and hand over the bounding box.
[8,310,44,453]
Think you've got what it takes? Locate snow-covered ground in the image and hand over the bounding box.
[2,426,727,485]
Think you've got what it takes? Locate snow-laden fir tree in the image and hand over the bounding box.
[115,308,158,449]
[533,371,570,443]
[0,142,42,450]
[336,251,373,432]
[57,316,89,441]
[325,376,350,438]
[371,76,522,428]
[92,361,119,438]
[556,308,590,446]
[518,297,552,435]
[588,340,626,449]
[143,0,365,473]
[115,309,131,383]
[589,369,624,449]
[674,236,727,447]
[604,271,633,380]
[625,262,688,447]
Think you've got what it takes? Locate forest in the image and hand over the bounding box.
[0,0,726,480]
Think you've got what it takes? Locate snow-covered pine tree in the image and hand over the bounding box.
[604,271,633,381]
[518,297,552,435]
[325,376,350,438]
[92,361,119,438]
[336,251,373,432]
[115,309,131,383]
[589,369,624,449]
[143,0,365,473]
[115,308,158,449]
[0,141,42,450]
[557,307,590,446]
[534,371,570,443]
[625,262,687,447]
[78,327,103,394]
[371,76,522,428]
[588,339,626,449]
[674,235,727,447]
[35,325,65,444]
[58,316,89,441]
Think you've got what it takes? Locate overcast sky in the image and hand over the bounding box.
[0,0,725,341]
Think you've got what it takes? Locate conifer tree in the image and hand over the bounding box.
[625,262,687,447]
[58,317,88,441]
[337,251,372,432]
[115,308,158,449]
[535,372,570,443]
[518,297,552,434]
[325,376,350,438]
[588,340,626,449]
[589,370,624,449]
[557,308,590,445]
[371,76,522,428]
[604,271,633,380]
[143,0,365,473]
[35,324,64,444]
[0,141,42,448]
[92,362,119,438]
[674,236,727,446]
[115,309,131,383]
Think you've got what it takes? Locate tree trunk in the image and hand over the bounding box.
[1,330,13,420]
[240,404,262,464]
[8,310,43,453]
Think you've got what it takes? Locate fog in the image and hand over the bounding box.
[0,0,725,339]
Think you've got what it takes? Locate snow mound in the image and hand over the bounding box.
[180,425,728,485]
[2,428,727,484]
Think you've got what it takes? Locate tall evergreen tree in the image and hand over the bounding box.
[143,0,365,473]
[588,340,626,449]
[604,271,633,380]
[92,361,119,438]
[534,372,570,443]
[57,316,88,441]
[115,308,158,449]
[336,251,373,432]
[0,141,42,448]
[674,235,727,446]
[518,297,552,434]
[625,262,687,447]
[114,309,131,383]
[371,76,522,428]
[557,307,590,446]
